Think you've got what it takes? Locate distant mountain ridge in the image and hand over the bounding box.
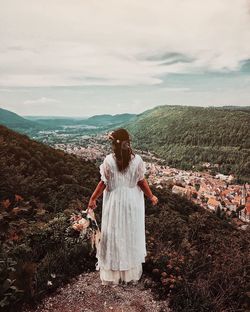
[85,113,137,126]
[0,108,136,130]
[0,107,41,130]
[27,113,137,127]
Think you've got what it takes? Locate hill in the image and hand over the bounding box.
[144,187,250,311]
[25,117,88,127]
[0,124,98,208]
[0,108,41,131]
[0,124,100,310]
[125,105,250,183]
[0,125,249,312]
[85,113,137,126]
[24,113,137,128]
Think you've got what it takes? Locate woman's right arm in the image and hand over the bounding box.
[137,178,158,205]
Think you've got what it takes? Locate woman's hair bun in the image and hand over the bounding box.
[109,128,130,142]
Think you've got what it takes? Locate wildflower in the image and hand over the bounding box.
[68,207,101,252]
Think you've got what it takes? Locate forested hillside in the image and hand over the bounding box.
[0,125,100,310]
[84,113,137,126]
[0,107,43,131]
[0,124,99,209]
[125,105,250,183]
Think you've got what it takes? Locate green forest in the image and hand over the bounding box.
[126,105,250,183]
[0,125,99,210]
[0,124,249,312]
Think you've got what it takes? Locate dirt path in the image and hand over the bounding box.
[22,271,171,312]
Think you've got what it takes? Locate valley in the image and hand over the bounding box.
[1,105,249,227]
[51,131,250,227]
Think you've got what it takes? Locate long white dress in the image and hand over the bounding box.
[95,152,147,285]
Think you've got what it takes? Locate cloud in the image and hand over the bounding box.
[161,87,191,92]
[0,0,250,87]
[0,88,29,92]
[23,97,60,105]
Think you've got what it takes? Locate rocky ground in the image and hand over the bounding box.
[22,271,171,312]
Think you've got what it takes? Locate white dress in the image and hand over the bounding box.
[95,152,147,285]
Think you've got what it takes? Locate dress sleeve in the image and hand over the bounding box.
[137,155,146,182]
[99,156,110,185]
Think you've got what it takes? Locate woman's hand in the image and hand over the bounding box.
[87,180,106,213]
[87,197,97,210]
[150,195,158,206]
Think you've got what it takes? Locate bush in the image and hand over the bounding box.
[0,213,96,311]
[0,243,24,311]
[144,187,250,312]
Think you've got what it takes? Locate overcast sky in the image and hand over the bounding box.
[0,0,250,117]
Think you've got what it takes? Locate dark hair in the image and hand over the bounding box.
[109,128,135,172]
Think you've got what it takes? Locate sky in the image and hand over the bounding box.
[0,0,250,117]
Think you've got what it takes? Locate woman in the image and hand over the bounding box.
[87,128,158,286]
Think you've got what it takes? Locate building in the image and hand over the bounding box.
[207,197,221,211]
[239,197,250,223]
[172,185,188,196]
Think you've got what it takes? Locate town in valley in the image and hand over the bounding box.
[36,131,250,229]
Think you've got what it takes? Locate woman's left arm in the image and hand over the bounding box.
[87,180,106,210]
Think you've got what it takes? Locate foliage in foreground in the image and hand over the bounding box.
[0,213,97,311]
[0,125,100,311]
[143,187,250,312]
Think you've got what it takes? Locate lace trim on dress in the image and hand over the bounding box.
[99,264,143,284]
